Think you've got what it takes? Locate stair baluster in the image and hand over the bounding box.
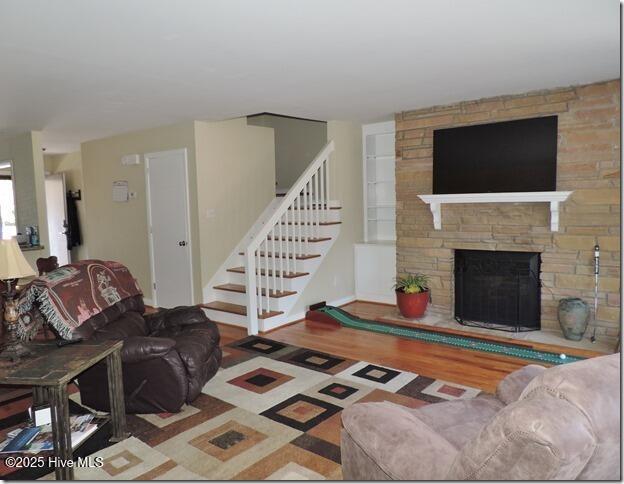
[278,220,284,293]
[314,172,319,235]
[320,160,326,222]
[263,238,270,313]
[270,227,276,300]
[285,207,291,275]
[255,244,262,315]
[243,140,334,334]
[305,182,312,252]
[296,195,302,257]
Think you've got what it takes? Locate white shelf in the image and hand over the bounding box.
[418,191,573,231]
[363,121,396,243]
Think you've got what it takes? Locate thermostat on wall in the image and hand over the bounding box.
[121,154,141,166]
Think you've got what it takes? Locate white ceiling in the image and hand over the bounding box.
[0,0,619,153]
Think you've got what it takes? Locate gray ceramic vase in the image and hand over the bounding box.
[558,298,590,341]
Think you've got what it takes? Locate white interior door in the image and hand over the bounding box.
[45,174,70,266]
[145,149,194,307]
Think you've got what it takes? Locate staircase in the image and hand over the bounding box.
[201,141,340,334]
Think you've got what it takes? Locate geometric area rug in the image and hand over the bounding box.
[49,336,483,480]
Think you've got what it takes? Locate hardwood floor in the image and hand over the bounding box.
[218,301,608,393]
[0,301,606,403]
[217,322,248,346]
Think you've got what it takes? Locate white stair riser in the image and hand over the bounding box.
[227,271,309,293]
[244,256,322,276]
[214,288,297,311]
[261,223,339,240]
[243,239,334,261]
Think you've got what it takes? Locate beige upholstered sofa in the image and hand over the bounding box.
[341,353,620,480]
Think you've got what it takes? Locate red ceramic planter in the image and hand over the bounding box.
[396,289,430,319]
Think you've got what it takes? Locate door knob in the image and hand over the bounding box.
[178,241,187,247]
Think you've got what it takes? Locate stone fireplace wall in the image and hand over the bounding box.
[395,79,620,344]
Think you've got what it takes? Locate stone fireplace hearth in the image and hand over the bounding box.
[395,79,620,346]
[378,305,614,354]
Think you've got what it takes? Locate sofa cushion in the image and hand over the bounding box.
[158,322,221,400]
[341,401,457,480]
[90,311,148,340]
[448,388,597,480]
[519,353,620,480]
[145,306,211,334]
[411,394,504,449]
[121,336,176,363]
[72,295,146,340]
[448,355,621,480]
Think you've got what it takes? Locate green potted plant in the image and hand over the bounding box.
[394,273,430,318]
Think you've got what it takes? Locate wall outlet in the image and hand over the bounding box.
[128,191,137,200]
[205,208,216,219]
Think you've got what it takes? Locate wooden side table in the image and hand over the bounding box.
[0,340,128,480]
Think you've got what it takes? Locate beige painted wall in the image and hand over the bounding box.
[44,151,88,261]
[80,122,199,302]
[247,114,327,189]
[79,118,276,304]
[0,131,49,267]
[291,120,363,313]
[194,118,275,294]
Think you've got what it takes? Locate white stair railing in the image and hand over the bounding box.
[244,140,335,334]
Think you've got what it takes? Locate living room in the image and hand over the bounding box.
[0,0,620,480]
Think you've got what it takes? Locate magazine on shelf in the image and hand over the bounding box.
[0,414,99,454]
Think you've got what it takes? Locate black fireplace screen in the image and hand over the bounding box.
[454,250,541,331]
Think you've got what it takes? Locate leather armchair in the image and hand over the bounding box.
[76,297,222,413]
[341,353,620,480]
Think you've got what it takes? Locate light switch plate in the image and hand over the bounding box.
[121,154,141,166]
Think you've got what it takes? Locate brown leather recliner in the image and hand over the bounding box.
[75,295,222,414]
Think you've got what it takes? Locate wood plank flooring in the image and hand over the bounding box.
[215,301,609,393]
[2,302,602,404]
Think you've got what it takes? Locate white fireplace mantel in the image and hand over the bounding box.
[418,191,573,231]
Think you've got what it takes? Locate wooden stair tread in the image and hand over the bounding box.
[214,283,296,298]
[238,251,321,260]
[267,236,331,243]
[279,221,341,226]
[201,301,283,319]
[227,267,309,278]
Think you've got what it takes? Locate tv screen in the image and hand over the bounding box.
[433,116,557,194]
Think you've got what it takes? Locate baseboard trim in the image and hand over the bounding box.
[353,298,397,308]
[354,292,396,305]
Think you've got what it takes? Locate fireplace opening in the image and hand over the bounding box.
[454,249,541,332]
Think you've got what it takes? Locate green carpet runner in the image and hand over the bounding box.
[317,306,583,365]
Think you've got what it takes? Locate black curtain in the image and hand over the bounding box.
[66,192,81,250]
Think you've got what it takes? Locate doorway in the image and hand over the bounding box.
[0,161,17,240]
[45,173,70,266]
[144,148,194,307]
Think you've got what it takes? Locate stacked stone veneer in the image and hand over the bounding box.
[395,79,620,344]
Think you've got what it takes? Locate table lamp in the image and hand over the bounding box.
[0,238,36,361]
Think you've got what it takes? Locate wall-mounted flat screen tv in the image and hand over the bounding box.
[433,116,557,194]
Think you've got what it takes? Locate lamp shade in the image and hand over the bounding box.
[0,238,36,280]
